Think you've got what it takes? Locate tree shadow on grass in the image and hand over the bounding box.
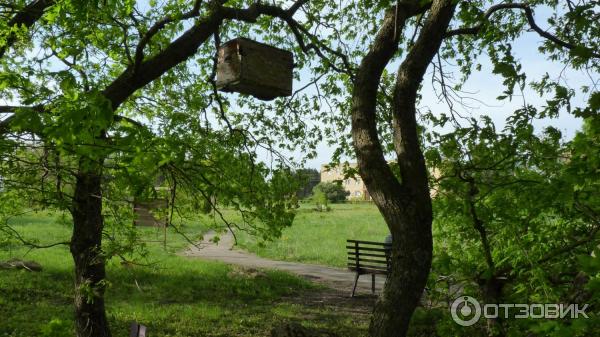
[0,257,371,336]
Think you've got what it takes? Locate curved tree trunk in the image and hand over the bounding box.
[70,158,111,337]
[350,1,456,336]
[367,208,433,336]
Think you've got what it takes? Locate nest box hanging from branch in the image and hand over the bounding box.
[216,38,294,101]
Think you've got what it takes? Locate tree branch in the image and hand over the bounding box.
[133,0,204,72]
[0,0,56,58]
[536,224,600,266]
[392,0,456,198]
[113,115,146,129]
[102,6,224,111]
[220,0,354,77]
[1,214,70,249]
[445,3,600,58]
[0,105,45,135]
[220,0,308,21]
[103,0,308,111]
[350,0,433,217]
[466,179,495,272]
[0,105,28,113]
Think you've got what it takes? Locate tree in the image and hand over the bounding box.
[0,1,311,336]
[302,1,598,336]
[313,181,349,203]
[311,186,329,212]
[295,168,320,199]
[423,114,600,336]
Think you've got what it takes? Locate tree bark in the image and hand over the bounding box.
[350,1,456,336]
[70,158,111,337]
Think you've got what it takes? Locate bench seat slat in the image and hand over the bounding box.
[348,263,389,271]
[348,257,388,265]
[348,267,389,275]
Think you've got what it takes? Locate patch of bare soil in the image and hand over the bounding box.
[282,286,376,320]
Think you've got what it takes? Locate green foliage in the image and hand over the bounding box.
[422,112,600,335]
[311,188,330,212]
[295,168,320,199]
[1,0,599,335]
[312,182,349,204]
[40,319,71,337]
[0,0,316,272]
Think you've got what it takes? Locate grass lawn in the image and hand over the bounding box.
[237,203,389,268]
[0,211,370,336]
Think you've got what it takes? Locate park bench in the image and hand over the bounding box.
[346,239,391,297]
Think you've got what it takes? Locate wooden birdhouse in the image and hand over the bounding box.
[216,38,293,100]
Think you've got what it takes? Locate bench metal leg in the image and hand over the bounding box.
[130,322,146,337]
[371,274,375,294]
[351,273,360,297]
[130,323,139,337]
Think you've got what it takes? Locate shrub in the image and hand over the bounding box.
[312,182,349,203]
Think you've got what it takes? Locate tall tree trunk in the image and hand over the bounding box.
[480,278,506,337]
[70,157,111,337]
[350,1,456,336]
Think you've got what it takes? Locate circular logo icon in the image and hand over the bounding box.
[451,296,481,326]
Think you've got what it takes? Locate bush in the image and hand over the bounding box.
[40,319,71,337]
[312,182,349,203]
[311,188,330,212]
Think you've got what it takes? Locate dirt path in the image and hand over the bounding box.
[182,230,385,296]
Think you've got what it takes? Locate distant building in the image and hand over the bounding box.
[321,163,441,201]
[320,163,371,201]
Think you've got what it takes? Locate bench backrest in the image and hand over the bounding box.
[346,239,391,275]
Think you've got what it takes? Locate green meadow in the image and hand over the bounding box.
[0,210,373,336]
[237,203,389,267]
